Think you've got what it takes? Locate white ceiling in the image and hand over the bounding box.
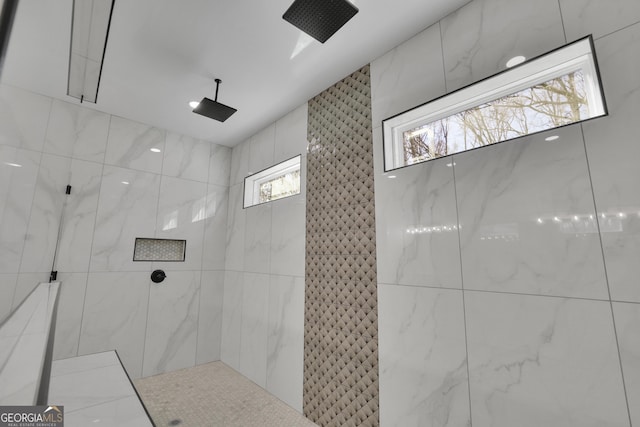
[2,0,469,147]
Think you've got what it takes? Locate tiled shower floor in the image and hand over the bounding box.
[134,361,317,427]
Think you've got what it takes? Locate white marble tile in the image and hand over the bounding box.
[0,84,51,151]
[1,282,54,338]
[274,103,308,162]
[49,364,134,412]
[52,273,88,360]
[64,396,153,427]
[104,116,165,174]
[266,275,305,412]
[225,183,245,271]
[55,159,102,273]
[44,99,110,163]
[465,292,629,427]
[220,271,243,370]
[371,23,446,126]
[613,302,640,426]
[378,284,469,427]
[559,0,640,41]
[239,272,269,388]
[78,272,150,379]
[455,125,608,299]
[52,350,120,377]
[0,333,49,405]
[162,132,210,182]
[202,184,229,271]
[0,282,59,405]
[20,154,71,273]
[0,274,17,322]
[142,270,199,377]
[230,138,250,185]
[209,143,231,187]
[152,176,207,271]
[11,273,49,311]
[63,395,153,426]
[582,22,640,303]
[244,203,272,274]
[372,126,385,177]
[196,271,224,364]
[376,157,461,288]
[249,124,275,174]
[0,146,40,273]
[441,0,566,92]
[90,166,160,272]
[270,196,305,277]
[67,395,150,426]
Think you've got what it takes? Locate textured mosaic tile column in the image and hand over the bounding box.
[304,65,379,426]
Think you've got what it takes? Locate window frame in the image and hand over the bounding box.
[243,155,302,208]
[381,35,607,172]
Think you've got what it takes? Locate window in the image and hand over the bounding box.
[243,155,301,208]
[382,36,606,171]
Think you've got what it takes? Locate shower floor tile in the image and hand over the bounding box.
[134,361,317,427]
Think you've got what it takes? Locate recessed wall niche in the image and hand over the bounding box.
[133,238,186,262]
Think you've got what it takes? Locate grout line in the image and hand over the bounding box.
[450,156,473,426]
[152,155,165,280]
[195,134,218,366]
[594,19,640,41]
[62,395,134,415]
[438,20,449,94]
[194,271,203,367]
[579,123,633,427]
[377,281,633,304]
[51,353,120,377]
[140,273,152,378]
[612,299,640,306]
[13,149,45,309]
[195,145,213,365]
[77,115,110,357]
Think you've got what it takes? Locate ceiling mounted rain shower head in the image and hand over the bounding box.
[192,78,237,122]
[283,0,359,43]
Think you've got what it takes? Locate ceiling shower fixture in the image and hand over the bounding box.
[283,0,359,44]
[192,78,237,122]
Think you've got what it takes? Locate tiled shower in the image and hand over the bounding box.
[1,0,639,425]
[0,88,230,379]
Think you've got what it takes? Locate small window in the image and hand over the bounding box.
[382,36,607,171]
[243,155,301,208]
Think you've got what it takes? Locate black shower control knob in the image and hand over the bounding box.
[151,270,166,283]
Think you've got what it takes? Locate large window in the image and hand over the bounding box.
[243,155,301,208]
[382,36,606,171]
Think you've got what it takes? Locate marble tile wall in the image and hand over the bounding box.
[0,83,230,379]
[221,103,308,412]
[371,0,640,425]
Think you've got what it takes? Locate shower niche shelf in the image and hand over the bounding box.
[133,238,186,262]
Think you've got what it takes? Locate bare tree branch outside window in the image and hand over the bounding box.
[402,70,588,165]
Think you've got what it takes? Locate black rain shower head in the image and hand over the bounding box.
[193,78,237,122]
[283,0,358,43]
